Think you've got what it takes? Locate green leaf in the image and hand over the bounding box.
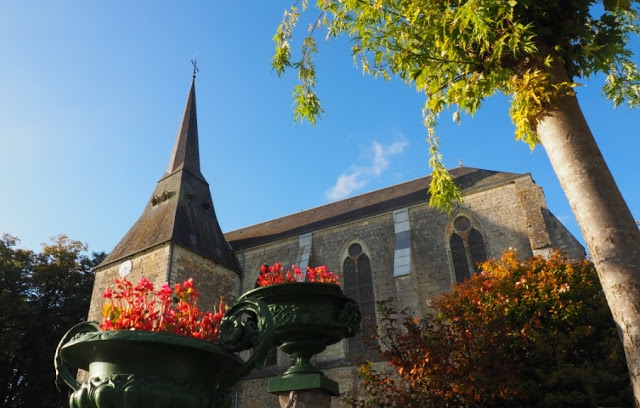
[273,0,640,207]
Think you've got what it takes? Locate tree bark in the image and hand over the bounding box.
[536,62,640,406]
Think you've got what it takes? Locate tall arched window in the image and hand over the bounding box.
[343,243,376,354]
[450,233,469,282]
[449,215,488,282]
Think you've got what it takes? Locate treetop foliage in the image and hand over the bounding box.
[273,0,640,210]
[346,249,632,407]
[0,233,105,408]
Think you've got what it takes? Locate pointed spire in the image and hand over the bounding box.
[165,78,204,181]
[98,75,239,273]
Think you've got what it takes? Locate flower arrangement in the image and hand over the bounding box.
[257,263,340,287]
[100,277,226,343]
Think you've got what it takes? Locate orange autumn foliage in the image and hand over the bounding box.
[347,250,632,408]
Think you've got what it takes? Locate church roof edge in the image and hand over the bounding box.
[225,167,526,250]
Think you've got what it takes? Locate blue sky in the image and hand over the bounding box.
[1,2,638,255]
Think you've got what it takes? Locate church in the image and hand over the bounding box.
[89,79,585,407]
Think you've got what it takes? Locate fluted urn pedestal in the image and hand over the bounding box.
[239,282,361,405]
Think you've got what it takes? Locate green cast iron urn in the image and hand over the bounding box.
[239,282,361,395]
[55,299,274,408]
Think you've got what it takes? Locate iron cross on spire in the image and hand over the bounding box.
[191,54,199,79]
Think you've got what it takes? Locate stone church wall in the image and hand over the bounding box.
[232,174,585,408]
[237,236,300,294]
[87,171,585,408]
[89,242,240,322]
[544,210,585,258]
[89,242,173,321]
[169,244,241,310]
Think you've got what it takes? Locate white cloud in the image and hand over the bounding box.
[327,173,367,201]
[326,138,408,201]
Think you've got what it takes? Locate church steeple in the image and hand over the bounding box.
[164,79,204,181]
[97,78,239,273]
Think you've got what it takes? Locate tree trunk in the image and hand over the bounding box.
[536,62,640,406]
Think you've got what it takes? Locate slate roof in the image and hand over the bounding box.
[99,79,239,272]
[225,167,525,250]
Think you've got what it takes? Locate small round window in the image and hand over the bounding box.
[453,215,471,232]
[348,243,363,258]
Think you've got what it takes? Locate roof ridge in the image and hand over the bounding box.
[225,167,527,250]
[227,166,519,232]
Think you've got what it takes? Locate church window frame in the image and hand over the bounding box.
[446,214,488,283]
[341,240,377,356]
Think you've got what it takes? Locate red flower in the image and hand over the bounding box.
[256,263,339,287]
[99,277,226,343]
[102,287,113,299]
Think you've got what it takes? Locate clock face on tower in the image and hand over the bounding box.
[119,260,133,278]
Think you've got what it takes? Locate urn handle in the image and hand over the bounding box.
[54,321,99,392]
[219,298,275,386]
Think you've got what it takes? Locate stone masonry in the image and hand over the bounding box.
[227,170,585,408]
[90,243,239,322]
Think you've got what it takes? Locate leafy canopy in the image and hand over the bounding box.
[0,234,105,408]
[347,250,633,407]
[273,0,640,210]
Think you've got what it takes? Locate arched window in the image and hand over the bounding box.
[469,229,487,269]
[449,215,488,283]
[343,243,376,354]
[450,233,469,282]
